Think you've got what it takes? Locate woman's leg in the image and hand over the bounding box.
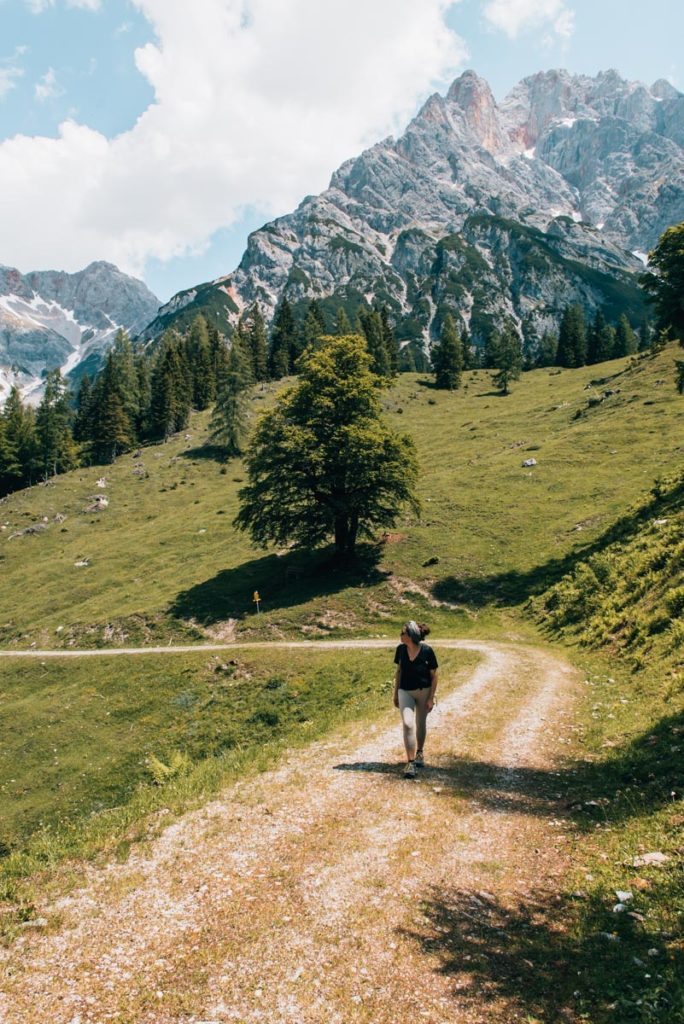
[398,689,417,760]
[414,688,430,754]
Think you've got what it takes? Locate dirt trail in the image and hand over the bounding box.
[1,641,580,1024]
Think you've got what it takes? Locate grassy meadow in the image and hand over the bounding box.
[1,344,682,1016]
[0,346,682,649]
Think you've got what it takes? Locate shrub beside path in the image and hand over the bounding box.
[1,641,580,1023]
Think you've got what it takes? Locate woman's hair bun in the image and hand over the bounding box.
[418,623,430,639]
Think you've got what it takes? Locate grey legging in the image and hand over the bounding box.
[398,687,431,757]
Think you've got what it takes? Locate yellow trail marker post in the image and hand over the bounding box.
[253,590,261,613]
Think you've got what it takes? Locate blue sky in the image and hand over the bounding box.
[0,0,682,304]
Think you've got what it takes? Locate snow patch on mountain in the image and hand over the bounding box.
[0,262,159,407]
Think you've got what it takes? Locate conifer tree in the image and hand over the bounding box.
[111,328,141,426]
[650,327,670,355]
[148,332,191,440]
[0,416,21,496]
[207,321,229,383]
[360,309,390,378]
[230,322,255,388]
[676,360,684,395]
[399,344,417,372]
[298,299,327,363]
[432,313,463,390]
[638,316,652,352]
[3,386,38,487]
[613,314,638,358]
[269,296,297,378]
[187,315,215,409]
[536,330,558,367]
[135,352,152,437]
[73,374,94,443]
[492,321,523,395]
[334,307,352,336]
[89,352,134,462]
[556,305,587,367]
[460,327,473,370]
[246,304,269,382]
[380,306,399,376]
[587,310,615,364]
[35,370,78,478]
[209,344,250,457]
[483,330,501,370]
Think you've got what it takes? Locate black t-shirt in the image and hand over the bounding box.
[394,643,438,691]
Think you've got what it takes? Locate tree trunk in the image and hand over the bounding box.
[334,515,348,556]
[334,512,358,558]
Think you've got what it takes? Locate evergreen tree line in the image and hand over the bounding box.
[0,297,401,495]
[0,370,79,496]
[269,296,400,380]
[0,290,659,495]
[431,304,656,393]
[530,306,652,370]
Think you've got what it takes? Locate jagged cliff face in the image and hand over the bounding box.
[0,262,159,405]
[153,68,683,356]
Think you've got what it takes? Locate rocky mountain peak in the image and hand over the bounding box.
[149,68,684,364]
[0,263,159,406]
[445,70,505,153]
[652,78,681,101]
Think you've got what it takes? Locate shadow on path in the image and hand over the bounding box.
[336,703,684,827]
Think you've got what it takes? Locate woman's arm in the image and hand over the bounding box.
[426,668,438,712]
[393,665,401,708]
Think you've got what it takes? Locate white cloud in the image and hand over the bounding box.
[0,64,24,100]
[25,0,55,12]
[25,0,101,9]
[34,66,63,101]
[483,0,575,40]
[0,0,466,278]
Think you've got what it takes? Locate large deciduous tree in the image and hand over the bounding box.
[641,221,684,342]
[234,334,419,558]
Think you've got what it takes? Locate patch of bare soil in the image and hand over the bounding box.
[1,642,579,1024]
[386,574,474,615]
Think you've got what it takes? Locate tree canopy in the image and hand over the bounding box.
[234,334,419,557]
[642,221,684,343]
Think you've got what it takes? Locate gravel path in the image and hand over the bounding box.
[1,640,580,1023]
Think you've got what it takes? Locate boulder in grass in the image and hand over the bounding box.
[85,495,109,512]
[522,458,537,467]
[633,852,670,867]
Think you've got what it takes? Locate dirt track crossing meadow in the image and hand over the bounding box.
[1,640,580,1023]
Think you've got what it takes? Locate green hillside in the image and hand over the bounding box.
[0,346,681,649]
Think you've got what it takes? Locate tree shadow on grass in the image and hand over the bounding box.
[433,474,684,609]
[169,543,389,625]
[387,717,684,1021]
[180,444,234,463]
[400,882,681,1023]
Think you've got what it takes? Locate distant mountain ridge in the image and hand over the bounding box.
[0,262,159,405]
[147,68,684,359]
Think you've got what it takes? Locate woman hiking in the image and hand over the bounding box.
[393,620,438,778]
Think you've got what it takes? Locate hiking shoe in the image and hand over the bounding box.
[415,750,424,768]
[403,761,417,779]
